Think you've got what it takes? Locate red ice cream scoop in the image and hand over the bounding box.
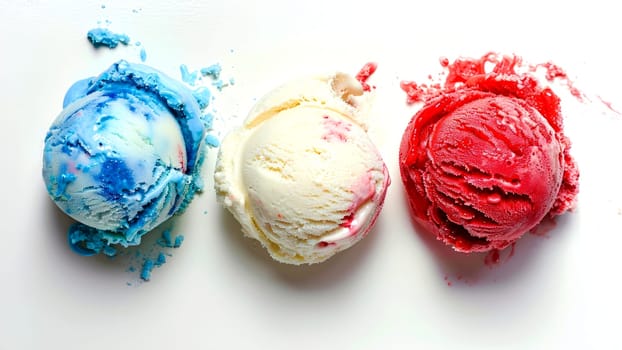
[399,65,578,252]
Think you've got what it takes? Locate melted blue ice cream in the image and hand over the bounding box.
[43,60,206,254]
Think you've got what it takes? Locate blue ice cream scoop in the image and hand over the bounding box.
[43,60,206,255]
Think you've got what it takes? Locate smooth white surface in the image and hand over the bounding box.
[1,1,621,349]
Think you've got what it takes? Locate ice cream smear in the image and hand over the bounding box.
[399,53,579,253]
[43,60,207,255]
[214,73,390,264]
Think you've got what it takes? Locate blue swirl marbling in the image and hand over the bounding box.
[43,60,206,253]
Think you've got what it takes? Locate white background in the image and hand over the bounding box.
[1,0,621,349]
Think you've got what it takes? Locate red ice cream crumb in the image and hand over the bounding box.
[356,62,377,91]
[484,243,517,267]
[484,249,501,266]
[531,62,584,101]
[399,81,442,104]
[444,275,452,286]
[401,52,588,106]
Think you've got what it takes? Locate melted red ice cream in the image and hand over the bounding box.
[399,53,579,252]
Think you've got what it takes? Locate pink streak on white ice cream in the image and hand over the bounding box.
[322,115,352,142]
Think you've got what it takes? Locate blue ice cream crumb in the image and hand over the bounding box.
[199,64,233,90]
[157,229,173,248]
[68,223,118,257]
[43,60,209,255]
[212,79,234,91]
[156,230,184,248]
[212,80,225,91]
[200,64,221,79]
[173,235,184,248]
[125,226,184,283]
[180,63,231,91]
[137,251,167,282]
[87,28,130,49]
[203,112,215,129]
[180,64,199,86]
[155,252,166,266]
[193,87,211,109]
[103,245,117,257]
[205,135,220,147]
[176,62,229,149]
[140,259,154,281]
[133,41,147,62]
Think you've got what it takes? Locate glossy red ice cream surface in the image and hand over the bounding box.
[399,54,579,252]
